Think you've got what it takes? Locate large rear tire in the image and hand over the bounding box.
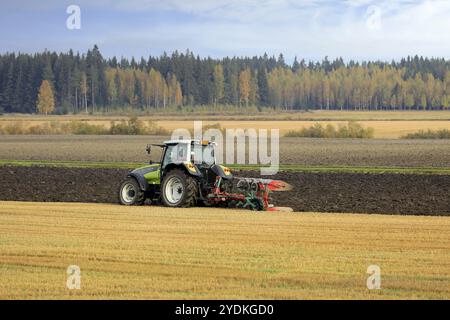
[118,177,145,205]
[161,169,198,208]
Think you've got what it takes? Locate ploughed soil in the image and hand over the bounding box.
[1,166,449,216]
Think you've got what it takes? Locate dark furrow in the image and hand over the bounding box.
[0,166,449,216]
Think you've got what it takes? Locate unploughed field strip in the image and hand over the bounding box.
[1,159,449,175]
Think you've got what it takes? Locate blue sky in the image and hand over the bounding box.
[1,0,449,63]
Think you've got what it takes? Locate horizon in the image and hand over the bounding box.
[2,46,449,67]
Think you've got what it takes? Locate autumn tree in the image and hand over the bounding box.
[105,68,118,107]
[149,68,164,108]
[121,69,136,106]
[36,80,55,115]
[213,64,224,106]
[239,68,251,108]
[167,73,176,106]
[175,82,183,106]
[249,70,259,106]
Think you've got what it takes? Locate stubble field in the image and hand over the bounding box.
[1,201,449,299]
[3,110,450,121]
[1,110,450,138]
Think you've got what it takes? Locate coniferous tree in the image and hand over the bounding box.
[80,72,88,113]
[257,67,269,106]
[3,59,16,112]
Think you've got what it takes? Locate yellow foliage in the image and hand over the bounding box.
[36,80,55,115]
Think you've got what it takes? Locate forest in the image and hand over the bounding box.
[1,45,450,114]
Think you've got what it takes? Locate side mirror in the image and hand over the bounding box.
[146,144,151,154]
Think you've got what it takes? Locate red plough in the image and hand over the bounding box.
[206,176,293,212]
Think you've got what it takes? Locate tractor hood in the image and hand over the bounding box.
[132,164,160,175]
[131,164,161,185]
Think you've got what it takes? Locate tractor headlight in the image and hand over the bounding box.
[186,163,197,173]
[222,166,232,175]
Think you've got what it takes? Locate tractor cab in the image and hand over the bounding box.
[159,140,231,190]
[159,140,216,169]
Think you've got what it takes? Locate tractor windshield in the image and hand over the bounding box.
[163,143,189,166]
[192,144,215,166]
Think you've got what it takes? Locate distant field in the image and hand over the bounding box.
[0,201,449,299]
[1,135,449,168]
[1,111,450,138]
[156,120,450,139]
[2,110,450,121]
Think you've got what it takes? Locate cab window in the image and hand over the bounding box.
[192,144,215,166]
[162,144,188,167]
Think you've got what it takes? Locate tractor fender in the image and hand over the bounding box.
[210,164,233,180]
[163,163,202,178]
[128,164,160,191]
[127,172,149,191]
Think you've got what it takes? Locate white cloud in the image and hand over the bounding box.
[2,0,450,61]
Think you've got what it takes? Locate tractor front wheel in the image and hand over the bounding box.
[161,169,198,208]
[118,177,145,205]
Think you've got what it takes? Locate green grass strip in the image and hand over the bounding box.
[0,159,449,175]
[0,159,138,169]
[227,164,450,175]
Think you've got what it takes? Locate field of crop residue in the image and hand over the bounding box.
[1,111,450,138]
[0,201,449,299]
[2,110,450,121]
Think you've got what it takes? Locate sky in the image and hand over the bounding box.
[1,0,450,63]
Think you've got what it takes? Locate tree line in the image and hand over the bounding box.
[1,45,450,114]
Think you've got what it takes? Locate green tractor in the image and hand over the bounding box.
[118,139,292,211]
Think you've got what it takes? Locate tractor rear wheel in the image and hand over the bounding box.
[118,177,145,205]
[161,169,198,208]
